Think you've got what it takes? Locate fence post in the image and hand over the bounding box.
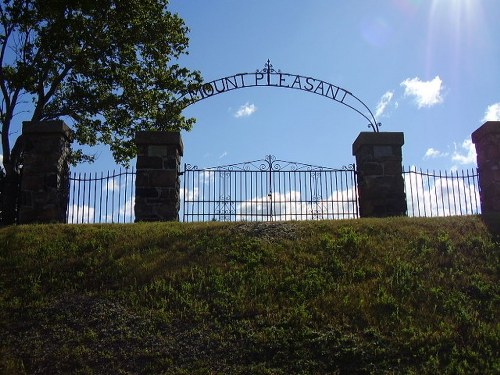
[134,131,183,222]
[352,132,406,217]
[18,120,72,224]
[472,121,500,231]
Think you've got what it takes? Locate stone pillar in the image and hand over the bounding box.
[18,120,72,224]
[134,131,183,222]
[472,121,500,217]
[352,132,406,217]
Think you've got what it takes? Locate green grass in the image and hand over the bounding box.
[0,216,498,374]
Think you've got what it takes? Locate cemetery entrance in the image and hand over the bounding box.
[181,155,358,222]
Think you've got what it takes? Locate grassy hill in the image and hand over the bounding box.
[0,216,498,374]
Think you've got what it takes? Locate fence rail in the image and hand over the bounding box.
[403,166,480,217]
[67,169,136,224]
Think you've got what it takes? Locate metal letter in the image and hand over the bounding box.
[213,78,226,93]
[188,88,203,102]
[339,89,348,103]
[304,77,315,91]
[314,81,325,95]
[255,72,265,86]
[238,73,247,88]
[224,75,239,90]
[202,83,215,96]
[325,83,339,100]
[279,73,289,88]
[291,75,302,89]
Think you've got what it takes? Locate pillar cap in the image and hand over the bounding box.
[352,132,404,155]
[135,131,183,155]
[471,121,500,144]
[22,120,72,141]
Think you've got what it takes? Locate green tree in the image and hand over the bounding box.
[0,0,202,224]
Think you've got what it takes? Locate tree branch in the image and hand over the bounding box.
[0,25,13,162]
[31,62,73,121]
[0,24,12,108]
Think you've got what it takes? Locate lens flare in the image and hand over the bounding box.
[425,0,485,77]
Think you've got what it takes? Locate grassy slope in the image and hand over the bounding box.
[0,216,498,374]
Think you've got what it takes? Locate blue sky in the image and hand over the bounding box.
[5,0,495,223]
[1,0,499,174]
[162,0,499,173]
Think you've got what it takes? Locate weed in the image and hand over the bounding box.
[437,231,454,255]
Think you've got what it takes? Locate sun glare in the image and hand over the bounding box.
[429,0,480,29]
[425,0,485,76]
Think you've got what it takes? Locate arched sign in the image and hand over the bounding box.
[180,60,380,132]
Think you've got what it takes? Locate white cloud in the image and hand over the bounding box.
[452,139,476,165]
[375,91,394,118]
[235,187,358,221]
[482,103,500,122]
[67,204,95,224]
[219,152,228,159]
[0,154,3,168]
[105,178,121,192]
[234,102,257,118]
[400,76,443,108]
[180,187,199,202]
[107,197,135,224]
[424,148,448,159]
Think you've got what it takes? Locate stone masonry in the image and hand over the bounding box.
[472,121,500,216]
[18,120,72,223]
[134,131,183,221]
[352,132,406,217]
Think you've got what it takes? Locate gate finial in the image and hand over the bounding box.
[256,59,280,74]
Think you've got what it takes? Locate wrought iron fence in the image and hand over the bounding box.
[181,155,359,222]
[65,163,482,224]
[67,169,136,224]
[403,166,480,217]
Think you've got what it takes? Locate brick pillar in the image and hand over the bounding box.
[472,121,500,217]
[352,132,406,217]
[18,120,72,223]
[134,131,183,222]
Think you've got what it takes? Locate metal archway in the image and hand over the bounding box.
[179,59,380,132]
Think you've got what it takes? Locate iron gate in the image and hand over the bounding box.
[182,155,358,222]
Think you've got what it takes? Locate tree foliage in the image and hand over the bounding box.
[0,0,202,170]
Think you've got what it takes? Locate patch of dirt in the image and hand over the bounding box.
[1,294,249,374]
[229,221,300,241]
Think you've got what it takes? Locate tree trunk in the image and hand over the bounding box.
[1,136,23,225]
[0,168,21,225]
